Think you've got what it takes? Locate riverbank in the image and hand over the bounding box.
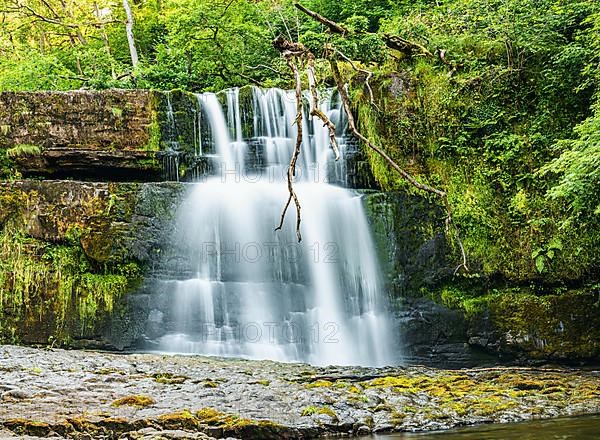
[0,346,598,439]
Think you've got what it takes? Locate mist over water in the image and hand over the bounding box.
[151,87,400,366]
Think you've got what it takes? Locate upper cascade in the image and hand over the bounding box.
[163,87,350,185]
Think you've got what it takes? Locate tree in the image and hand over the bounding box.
[122,0,138,69]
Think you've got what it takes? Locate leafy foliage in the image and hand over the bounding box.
[0,0,598,284]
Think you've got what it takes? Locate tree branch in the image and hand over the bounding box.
[331,47,378,109]
[306,52,340,160]
[382,34,433,58]
[294,2,349,35]
[294,2,434,58]
[274,49,304,242]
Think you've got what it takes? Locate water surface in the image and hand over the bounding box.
[373,415,600,439]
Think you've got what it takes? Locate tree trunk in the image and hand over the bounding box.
[122,0,139,69]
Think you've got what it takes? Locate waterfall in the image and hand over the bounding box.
[150,87,399,366]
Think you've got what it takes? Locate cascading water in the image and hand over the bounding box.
[151,87,399,366]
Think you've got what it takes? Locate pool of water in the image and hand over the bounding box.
[372,415,600,439]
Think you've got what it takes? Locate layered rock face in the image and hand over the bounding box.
[0,89,598,365]
[0,90,162,180]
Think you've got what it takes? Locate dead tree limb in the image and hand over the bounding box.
[294,2,349,35]
[382,34,434,58]
[307,52,340,160]
[331,47,377,109]
[294,3,434,58]
[273,37,344,241]
[436,49,463,77]
[273,41,304,242]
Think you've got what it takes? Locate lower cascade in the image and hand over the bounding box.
[146,87,399,366]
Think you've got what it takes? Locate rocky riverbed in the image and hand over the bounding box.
[0,345,598,439]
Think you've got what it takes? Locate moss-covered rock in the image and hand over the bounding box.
[419,283,600,363]
[472,288,600,361]
[0,90,165,180]
[362,190,452,300]
[0,179,184,348]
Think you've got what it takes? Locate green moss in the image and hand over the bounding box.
[146,119,161,152]
[300,405,338,419]
[0,183,149,344]
[111,107,123,118]
[195,407,283,434]
[3,419,52,437]
[111,395,155,408]
[390,410,405,425]
[0,148,18,179]
[76,273,128,327]
[158,410,200,430]
[152,372,188,384]
[305,379,333,388]
[488,289,600,359]
[195,407,223,423]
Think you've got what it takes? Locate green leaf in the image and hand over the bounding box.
[548,238,563,251]
[535,255,546,273]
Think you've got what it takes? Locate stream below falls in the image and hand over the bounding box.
[371,415,600,439]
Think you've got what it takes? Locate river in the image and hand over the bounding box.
[373,415,600,439]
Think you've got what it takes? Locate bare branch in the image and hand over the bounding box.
[330,46,378,109]
[273,37,340,160]
[306,53,340,160]
[443,199,469,274]
[294,2,435,58]
[381,34,433,58]
[274,48,303,242]
[273,32,468,268]
[294,2,349,35]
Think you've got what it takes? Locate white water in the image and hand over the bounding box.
[155,87,398,366]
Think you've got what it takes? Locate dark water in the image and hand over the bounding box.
[373,415,600,439]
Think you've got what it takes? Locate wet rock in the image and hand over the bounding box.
[1,389,32,401]
[0,180,184,349]
[362,191,452,296]
[1,345,597,439]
